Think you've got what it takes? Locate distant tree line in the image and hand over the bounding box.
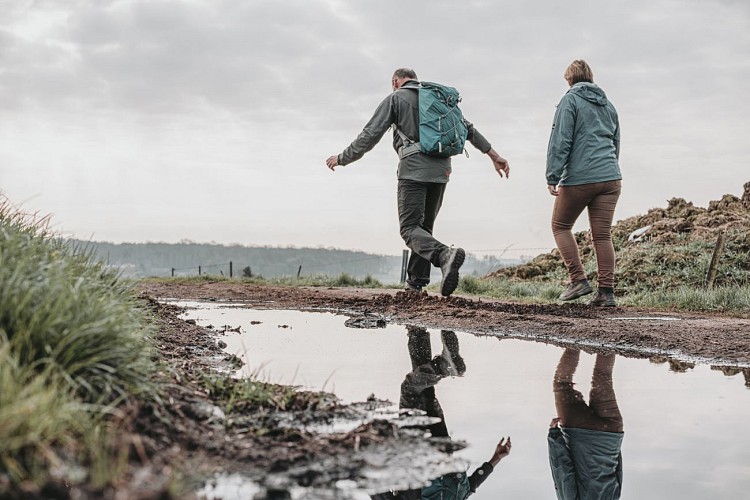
[68,240,520,283]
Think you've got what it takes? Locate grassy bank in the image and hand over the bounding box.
[0,202,156,491]
[1,201,348,496]
[454,275,750,314]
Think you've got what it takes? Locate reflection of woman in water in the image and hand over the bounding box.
[548,348,624,500]
[371,326,511,499]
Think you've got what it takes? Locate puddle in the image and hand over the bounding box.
[178,302,750,499]
[198,473,262,499]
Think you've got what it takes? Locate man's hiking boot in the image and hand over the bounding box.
[436,330,466,376]
[588,288,617,307]
[439,247,465,297]
[404,282,423,292]
[559,279,593,301]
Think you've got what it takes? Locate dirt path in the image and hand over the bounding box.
[139,281,750,366]
[109,281,750,498]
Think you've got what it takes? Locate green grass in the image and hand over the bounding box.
[0,201,392,491]
[455,275,562,303]
[619,284,750,312]
[0,215,155,402]
[0,341,86,482]
[201,372,335,414]
[454,275,750,314]
[0,200,157,487]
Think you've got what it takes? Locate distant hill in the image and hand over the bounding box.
[72,241,522,284]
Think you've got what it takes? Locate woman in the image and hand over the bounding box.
[546,60,622,306]
[548,348,624,499]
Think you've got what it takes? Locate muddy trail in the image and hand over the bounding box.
[115,281,750,499]
[140,281,750,366]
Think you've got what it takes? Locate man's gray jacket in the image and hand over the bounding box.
[336,80,492,183]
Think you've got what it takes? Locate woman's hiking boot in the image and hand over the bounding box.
[439,247,465,297]
[588,288,617,307]
[558,279,593,301]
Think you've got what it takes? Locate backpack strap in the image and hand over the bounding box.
[393,82,422,159]
[393,127,421,159]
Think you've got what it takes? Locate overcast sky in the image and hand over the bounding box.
[1,0,748,258]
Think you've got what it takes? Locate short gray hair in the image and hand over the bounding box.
[393,68,418,80]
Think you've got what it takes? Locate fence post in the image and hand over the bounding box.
[229,261,233,278]
[199,265,201,276]
[706,230,726,289]
[400,249,409,283]
[171,268,174,277]
[297,265,302,278]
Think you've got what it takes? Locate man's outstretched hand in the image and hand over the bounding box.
[489,436,512,467]
[487,148,510,178]
[326,156,339,171]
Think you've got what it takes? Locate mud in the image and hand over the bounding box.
[139,281,750,366]
[32,281,744,498]
[95,291,489,499]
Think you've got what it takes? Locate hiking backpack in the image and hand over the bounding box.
[396,81,469,158]
[420,472,472,500]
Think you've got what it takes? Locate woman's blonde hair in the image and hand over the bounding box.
[564,60,594,84]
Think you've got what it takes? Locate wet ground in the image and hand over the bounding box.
[133,282,750,499]
[139,281,750,365]
[179,302,750,499]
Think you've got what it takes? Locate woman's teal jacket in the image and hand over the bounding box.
[546,82,621,187]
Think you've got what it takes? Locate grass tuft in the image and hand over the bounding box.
[0,341,86,482]
[0,198,158,487]
[456,275,562,303]
[201,373,333,413]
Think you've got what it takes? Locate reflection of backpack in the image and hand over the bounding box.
[396,82,469,159]
[421,472,471,500]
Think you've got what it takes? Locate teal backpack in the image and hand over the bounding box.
[396,81,469,159]
[421,472,472,500]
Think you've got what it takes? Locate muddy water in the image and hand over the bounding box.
[179,302,750,500]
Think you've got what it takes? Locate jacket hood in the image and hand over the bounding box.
[569,82,608,106]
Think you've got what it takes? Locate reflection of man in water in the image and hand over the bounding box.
[371,326,511,499]
[399,325,465,438]
[548,348,624,500]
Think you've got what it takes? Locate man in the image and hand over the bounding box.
[369,325,512,499]
[326,68,510,297]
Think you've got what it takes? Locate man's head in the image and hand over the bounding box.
[564,60,594,86]
[392,68,418,90]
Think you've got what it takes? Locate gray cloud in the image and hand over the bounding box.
[1,0,748,253]
[5,0,748,126]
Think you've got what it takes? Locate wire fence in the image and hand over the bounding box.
[166,245,555,282]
